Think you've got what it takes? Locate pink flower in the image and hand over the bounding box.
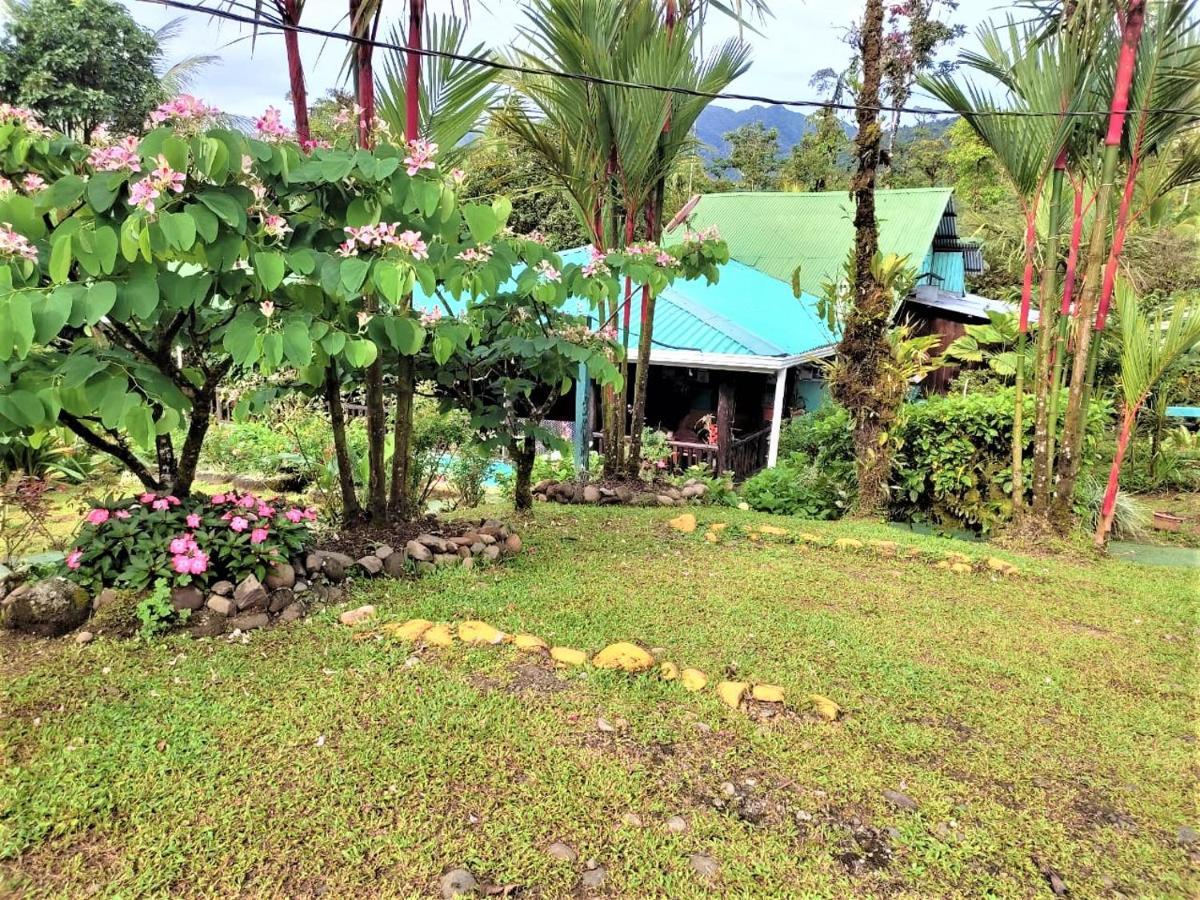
[169,535,193,555]
[262,214,290,239]
[535,259,561,283]
[260,300,275,318]
[66,549,83,569]
[21,173,45,193]
[450,168,466,186]
[211,493,227,504]
[256,504,274,517]
[403,138,439,176]
[285,508,304,523]
[186,551,208,575]
[254,106,293,142]
[151,156,185,194]
[115,509,131,520]
[336,240,358,258]
[165,495,180,506]
[238,494,256,509]
[0,223,38,262]
[85,508,110,525]
[129,178,160,214]
[250,527,269,545]
[140,492,156,504]
[230,516,249,532]
[456,244,493,264]
[149,94,219,127]
[153,498,170,511]
[186,513,201,528]
[88,137,141,173]
[656,251,673,266]
[303,507,318,521]
[397,229,428,260]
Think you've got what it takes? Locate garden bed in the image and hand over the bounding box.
[535,476,710,507]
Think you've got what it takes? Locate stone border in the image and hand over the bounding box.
[535,478,708,507]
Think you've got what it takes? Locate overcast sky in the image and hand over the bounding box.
[119,0,1007,121]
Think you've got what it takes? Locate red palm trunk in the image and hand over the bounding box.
[282,1,310,143]
[1094,404,1137,546]
[1095,156,1140,330]
[406,0,423,142]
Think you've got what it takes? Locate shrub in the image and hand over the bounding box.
[1074,476,1149,541]
[740,454,851,518]
[62,490,315,593]
[135,581,181,641]
[449,446,492,509]
[673,464,739,506]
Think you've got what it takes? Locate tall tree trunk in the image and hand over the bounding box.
[1046,179,1086,471]
[325,362,362,521]
[512,434,536,512]
[1054,0,1146,523]
[1094,404,1136,547]
[627,187,664,474]
[388,0,423,520]
[283,0,310,143]
[830,0,892,516]
[1011,203,1039,514]
[170,363,231,497]
[1031,164,1066,513]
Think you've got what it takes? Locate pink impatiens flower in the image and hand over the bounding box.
[256,504,274,518]
[403,138,438,176]
[169,535,194,555]
[66,549,83,569]
[115,509,131,520]
[285,508,304,523]
[186,513,201,529]
[238,494,256,509]
[152,498,170,511]
[250,527,269,545]
[230,516,249,532]
[85,508,110,525]
[140,492,156,504]
[211,493,227,504]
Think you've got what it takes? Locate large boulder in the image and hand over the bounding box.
[0,577,91,637]
[233,575,268,611]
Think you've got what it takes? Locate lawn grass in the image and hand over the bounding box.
[1,505,1196,898]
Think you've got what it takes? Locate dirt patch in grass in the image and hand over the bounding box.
[505,661,569,695]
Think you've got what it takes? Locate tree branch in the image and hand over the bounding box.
[59,411,161,490]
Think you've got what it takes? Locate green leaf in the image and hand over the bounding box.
[196,191,246,229]
[159,211,197,251]
[84,282,117,325]
[286,248,315,275]
[122,271,159,319]
[31,290,71,343]
[93,226,118,274]
[282,320,313,367]
[492,195,513,229]
[383,316,424,356]
[42,174,85,210]
[125,404,154,449]
[340,258,370,295]
[187,203,220,243]
[261,332,283,371]
[223,315,259,365]
[347,197,380,227]
[343,338,378,368]
[321,331,346,356]
[161,135,190,173]
[0,389,44,427]
[87,173,123,213]
[48,236,72,284]
[462,203,499,243]
[254,251,286,292]
[8,290,34,358]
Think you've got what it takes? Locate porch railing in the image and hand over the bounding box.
[593,425,771,481]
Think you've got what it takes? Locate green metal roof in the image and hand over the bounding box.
[669,188,956,298]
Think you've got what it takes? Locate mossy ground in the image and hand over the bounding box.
[1,505,1195,898]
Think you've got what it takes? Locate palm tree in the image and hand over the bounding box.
[1094,284,1200,546]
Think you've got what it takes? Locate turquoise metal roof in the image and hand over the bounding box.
[412,246,838,360]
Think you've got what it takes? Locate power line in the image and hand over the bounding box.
[138,0,1200,122]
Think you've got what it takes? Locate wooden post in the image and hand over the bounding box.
[716,379,735,474]
[767,367,788,468]
[574,365,591,475]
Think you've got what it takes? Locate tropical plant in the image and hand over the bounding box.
[1094,285,1200,545]
[740,454,851,519]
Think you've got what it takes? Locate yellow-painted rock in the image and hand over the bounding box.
[934,559,952,570]
[986,556,1018,576]
[338,604,376,627]
[798,532,822,543]
[710,523,728,531]
[513,633,548,652]
[550,646,587,667]
[592,641,655,673]
[747,531,762,541]
[382,618,433,641]
[660,661,679,680]
[458,620,507,645]
[717,681,748,709]
[809,693,842,721]
[751,684,785,704]
[668,513,697,533]
[759,524,789,536]
[704,530,719,543]
[680,668,708,692]
[950,562,973,575]
[834,538,863,550]
[946,551,972,564]
[424,624,454,647]
[869,540,898,555]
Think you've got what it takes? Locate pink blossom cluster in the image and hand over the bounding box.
[420,307,443,327]
[88,136,142,173]
[254,106,294,142]
[534,259,561,283]
[129,155,186,215]
[149,95,220,128]
[524,230,547,245]
[403,138,439,176]
[337,223,428,259]
[455,244,493,264]
[0,177,12,194]
[301,138,333,152]
[170,533,209,575]
[0,223,38,262]
[684,225,721,242]
[262,213,291,240]
[0,103,50,136]
[20,173,44,193]
[449,168,467,186]
[140,492,182,511]
[582,246,610,278]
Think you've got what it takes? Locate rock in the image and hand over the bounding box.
[319,550,356,568]
[583,485,601,503]
[374,544,394,560]
[170,585,204,611]
[668,513,697,533]
[439,867,479,898]
[305,552,323,574]
[461,556,474,571]
[206,595,235,617]
[357,555,383,576]
[580,865,607,889]
[622,813,643,827]
[278,602,306,623]
[476,533,497,545]
[513,633,547,652]
[267,588,295,613]
[458,620,506,645]
[592,641,655,672]
[233,575,268,611]
[681,483,706,499]
[321,557,346,583]
[406,539,433,563]
[339,605,376,627]
[533,479,552,493]
[456,546,471,559]
[615,485,634,503]
[717,681,748,709]
[689,853,720,881]
[482,545,501,562]
[547,841,577,862]
[0,578,91,637]
[550,646,587,667]
[187,609,228,638]
[382,551,408,578]
[656,494,676,506]
[1178,826,1199,846]
[809,694,842,721]
[503,534,522,555]
[751,684,785,704]
[383,619,433,641]
[680,668,708,692]
[665,815,688,833]
[633,492,658,507]
[424,624,453,647]
[597,716,616,733]
[660,661,679,680]
[294,579,308,593]
[469,542,485,555]
[265,561,295,591]
[75,630,94,645]
[882,789,919,812]
[228,612,269,631]
[93,587,120,612]
[416,561,435,575]
[449,536,474,548]
[434,553,458,567]
[417,533,450,553]
[211,580,234,597]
